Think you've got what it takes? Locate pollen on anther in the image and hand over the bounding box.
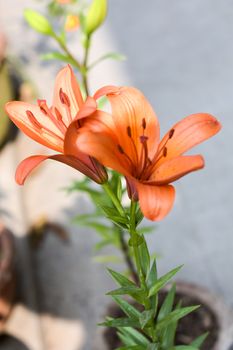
[127,126,132,137]
[163,147,168,157]
[142,118,146,129]
[55,107,63,121]
[26,110,42,129]
[59,88,70,107]
[169,128,175,139]
[117,144,124,154]
[38,100,48,115]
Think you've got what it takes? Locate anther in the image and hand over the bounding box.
[38,100,48,115]
[163,147,168,157]
[169,128,175,139]
[142,118,146,130]
[59,88,70,107]
[127,126,132,137]
[117,144,124,154]
[55,107,63,121]
[26,110,42,129]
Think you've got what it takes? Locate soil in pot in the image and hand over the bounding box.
[103,290,219,350]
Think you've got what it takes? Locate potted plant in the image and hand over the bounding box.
[3,0,228,349]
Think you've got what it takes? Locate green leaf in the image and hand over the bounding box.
[138,237,150,278]
[146,259,158,316]
[139,310,154,329]
[117,331,135,347]
[107,285,144,296]
[161,295,180,349]
[94,238,117,251]
[85,0,107,35]
[156,305,200,333]
[191,332,208,347]
[99,205,118,217]
[135,207,144,226]
[146,344,159,350]
[24,9,54,36]
[41,52,76,65]
[147,260,157,289]
[119,327,150,346]
[157,284,176,321]
[89,52,126,69]
[148,265,183,297]
[129,234,143,247]
[100,317,139,328]
[97,96,108,109]
[108,269,135,287]
[112,296,141,320]
[137,226,155,235]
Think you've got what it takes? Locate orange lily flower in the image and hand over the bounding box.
[75,86,221,221]
[5,65,107,185]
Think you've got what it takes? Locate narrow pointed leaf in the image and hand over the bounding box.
[119,327,150,346]
[147,344,159,350]
[41,52,76,65]
[138,236,150,277]
[156,305,199,333]
[112,296,141,320]
[107,285,144,296]
[139,310,154,329]
[191,332,209,347]
[149,265,183,297]
[157,284,176,321]
[100,317,139,328]
[108,268,135,287]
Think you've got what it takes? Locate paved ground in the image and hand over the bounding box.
[0,0,233,349]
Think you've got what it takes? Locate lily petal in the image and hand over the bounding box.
[136,182,175,221]
[94,85,120,100]
[53,65,84,123]
[75,96,97,120]
[16,153,106,185]
[5,101,64,152]
[156,113,221,166]
[149,155,205,185]
[95,86,160,162]
[75,129,131,177]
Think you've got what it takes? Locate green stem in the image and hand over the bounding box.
[102,183,125,217]
[129,200,150,308]
[82,35,91,97]
[54,34,82,71]
[117,226,139,284]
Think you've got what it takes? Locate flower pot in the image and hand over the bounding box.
[0,224,16,332]
[95,281,233,350]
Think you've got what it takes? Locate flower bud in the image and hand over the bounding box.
[85,0,107,36]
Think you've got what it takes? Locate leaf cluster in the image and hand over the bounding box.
[101,251,207,350]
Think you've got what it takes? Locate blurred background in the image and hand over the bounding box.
[0,0,232,349]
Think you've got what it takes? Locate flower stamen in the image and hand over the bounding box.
[26,110,63,141]
[117,144,135,171]
[59,88,72,123]
[38,100,66,134]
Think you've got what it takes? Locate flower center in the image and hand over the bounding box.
[116,119,175,181]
